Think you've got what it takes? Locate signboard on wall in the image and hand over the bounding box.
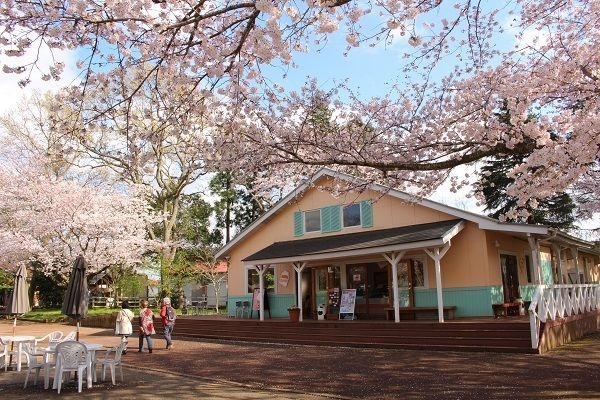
[339,289,356,320]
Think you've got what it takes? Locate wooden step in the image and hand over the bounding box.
[135,316,536,354]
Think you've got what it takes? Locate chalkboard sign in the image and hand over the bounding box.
[339,289,356,320]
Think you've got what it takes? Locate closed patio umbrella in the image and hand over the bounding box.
[7,264,31,335]
[6,264,31,366]
[61,255,89,341]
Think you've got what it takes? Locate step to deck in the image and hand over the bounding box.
[135,317,536,354]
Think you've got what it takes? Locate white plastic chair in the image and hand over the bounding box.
[54,341,90,393]
[34,331,63,350]
[23,342,55,389]
[0,338,8,372]
[97,342,125,385]
[60,330,77,342]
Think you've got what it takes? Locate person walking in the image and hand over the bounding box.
[160,297,176,350]
[115,300,134,354]
[138,299,155,353]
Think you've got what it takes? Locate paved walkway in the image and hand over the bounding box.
[1,320,600,399]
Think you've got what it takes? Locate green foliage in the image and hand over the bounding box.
[30,265,68,307]
[0,268,13,288]
[479,101,576,229]
[108,265,147,298]
[210,170,269,243]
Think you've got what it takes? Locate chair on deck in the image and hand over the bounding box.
[96,342,126,385]
[242,301,251,318]
[235,301,243,318]
[54,341,90,393]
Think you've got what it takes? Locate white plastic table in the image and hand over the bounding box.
[44,342,105,390]
[0,335,36,372]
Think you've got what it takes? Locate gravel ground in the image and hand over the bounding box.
[1,321,599,399]
[124,330,600,400]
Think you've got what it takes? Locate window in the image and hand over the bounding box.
[293,200,372,237]
[343,203,361,227]
[246,266,275,294]
[304,209,321,233]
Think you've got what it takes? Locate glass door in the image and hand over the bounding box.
[346,262,390,318]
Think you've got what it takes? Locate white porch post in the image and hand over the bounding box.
[424,243,451,323]
[552,244,564,283]
[527,235,542,284]
[254,265,268,321]
[384,251,405,323]
[293,262,307,321]
[570,246,580,284]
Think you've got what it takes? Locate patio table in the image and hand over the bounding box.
[0,335,36,372]
[44,342,105,390]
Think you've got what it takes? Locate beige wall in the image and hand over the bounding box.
[224,177,599,296]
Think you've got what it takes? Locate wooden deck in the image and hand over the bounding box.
[140,315,537,354]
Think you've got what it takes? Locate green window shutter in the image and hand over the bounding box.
[361,200,373,228]
[294,211,304,237]
[321,205,341,233]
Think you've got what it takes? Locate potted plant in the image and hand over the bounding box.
[287,305,301,322]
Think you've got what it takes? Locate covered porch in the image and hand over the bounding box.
[243,219,466,324]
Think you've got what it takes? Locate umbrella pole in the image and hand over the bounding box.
[8,317,16,368]
[76,319,80,341]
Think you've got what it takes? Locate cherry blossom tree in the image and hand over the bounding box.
[0,157,157,275]
[1,1,598,222]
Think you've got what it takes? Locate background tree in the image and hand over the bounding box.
[0,157,156,275]
[194,247,229,312]
[29,265,67,308]
[477,101,577,229]
[108,265,148,299]
[210,171,272,243]
[2,1,598,230]
[480,156,577,229]
[51,70,215,297]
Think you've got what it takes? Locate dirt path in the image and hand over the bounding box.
[1,320,599,399]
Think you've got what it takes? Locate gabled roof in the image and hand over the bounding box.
[216,168,549,259]
[243,219,465,265]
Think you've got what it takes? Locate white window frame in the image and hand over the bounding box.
[304,209,321,233]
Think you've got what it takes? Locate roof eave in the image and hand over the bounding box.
[243,238,447,266]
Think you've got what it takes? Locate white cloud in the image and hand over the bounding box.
[0,47,79,115]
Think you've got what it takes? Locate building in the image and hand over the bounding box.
[181,261,228,309]
[216,169,599,329]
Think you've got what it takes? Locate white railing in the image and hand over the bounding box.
[529,284,600,348]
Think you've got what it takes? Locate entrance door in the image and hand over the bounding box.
[346,263,390,318]
[500,254,520,302]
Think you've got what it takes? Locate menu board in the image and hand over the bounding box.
[339,289,356,319]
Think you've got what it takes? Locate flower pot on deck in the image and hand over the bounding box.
[288,308,300,322]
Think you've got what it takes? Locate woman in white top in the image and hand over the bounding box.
[115,300,134,354]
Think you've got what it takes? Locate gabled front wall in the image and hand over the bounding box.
[225,176,599,318]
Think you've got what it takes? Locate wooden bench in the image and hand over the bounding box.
[384,306,457,320]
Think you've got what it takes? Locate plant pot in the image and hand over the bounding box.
[288,308,300,322]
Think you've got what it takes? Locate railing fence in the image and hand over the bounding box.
[528,284,600,348]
